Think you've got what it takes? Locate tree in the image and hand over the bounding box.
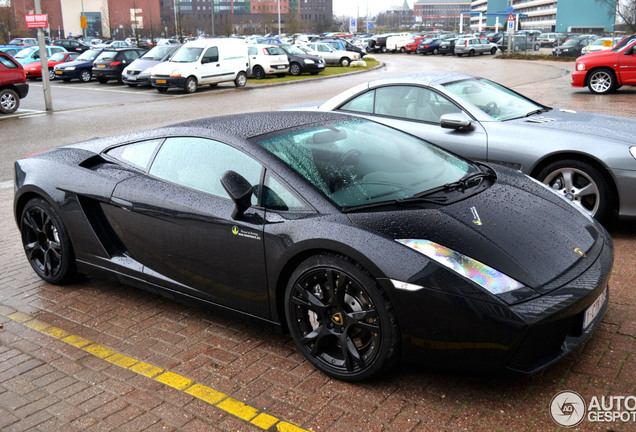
[597,0,636,32]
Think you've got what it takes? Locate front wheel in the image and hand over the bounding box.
[537,159,614,222]
[588,68,616,95]
[339,57,351,67]
[79,69,91,83]
[285,254,400,381]
[184,76,197,93]
[234,71,247,87]
[490,47,497,55]
[20,198,77,284]
[289,63,302,76]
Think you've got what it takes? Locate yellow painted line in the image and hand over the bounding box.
[5,312,312,432]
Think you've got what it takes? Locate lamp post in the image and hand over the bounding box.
[277,0,281,36]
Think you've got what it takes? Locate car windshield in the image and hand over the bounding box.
[282,45,305,55]
[142,45,175,60]
[255,119,477,209]
[443,78,544,121]
[49,52,67,61]
[170,47,203,62]
[562,38,580,47]
[77,49,101,61]
[14,48,36,59]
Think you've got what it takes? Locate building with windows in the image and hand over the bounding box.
[468,0,617,33]
[414,0,471,30]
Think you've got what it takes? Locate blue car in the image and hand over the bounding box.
[13,45,67,65]
[416,38,443,55]
[53,48,105,82]
[0,45,21,57]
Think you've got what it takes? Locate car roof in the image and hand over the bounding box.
[366,72,475,88]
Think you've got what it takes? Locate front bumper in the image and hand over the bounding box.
[122,73,151,86]
[571,69,587,87]
[151,76,186,89]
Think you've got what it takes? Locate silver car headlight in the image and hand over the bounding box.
[396,239,525,295]
[630,146,636,160]
[65,66,75,71]
[304,59,315,64]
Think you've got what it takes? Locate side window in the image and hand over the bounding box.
[106,139,163,171]
[203,47,219,63]
[260,173,308,211]
[339,90,374,114]
[149,137,262,201]
[374,86,413,118]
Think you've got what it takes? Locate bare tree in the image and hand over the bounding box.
[0,5,18,43]
[597,0,636,32]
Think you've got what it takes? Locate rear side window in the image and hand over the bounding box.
[106,139,163,171]
[0,55,18,69]
[265,47,285,55]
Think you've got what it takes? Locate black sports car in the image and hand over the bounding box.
[14,111,613,381]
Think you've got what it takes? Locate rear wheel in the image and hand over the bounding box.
[234,71,247,87]
[20,198,77,284]
[285,254,400,381]
[253,66,265,80]
[184,76,197,93]
[490,47,497,55]
[79,69,91,83]
[587,68,616,95]
[0,88,19,114]
[339,57,351,67]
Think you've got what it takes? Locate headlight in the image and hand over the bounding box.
[630,146,636,160]
[396,239,525,295]
[65,66,75,70]
[576,63,586,71]
[170,70,182,77]
[303,59,315,64]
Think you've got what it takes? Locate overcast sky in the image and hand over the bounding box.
[332,0,412,18]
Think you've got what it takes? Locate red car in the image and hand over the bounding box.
[405,37,426,54]
[0,52,29,114]
[571,34,636,94]
[23,51,80,80]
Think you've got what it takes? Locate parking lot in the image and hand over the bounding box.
[1,53,635,431]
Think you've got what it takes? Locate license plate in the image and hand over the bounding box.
[55,70,62,75]
[276,65,285,69]
[583,288,607,330]
[97,64,106,68]
[318,64,325,68]
[156,79,166,84]
[127,76,136,81]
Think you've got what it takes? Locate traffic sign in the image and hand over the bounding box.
[25,14,48,28]
[507,13,515,22]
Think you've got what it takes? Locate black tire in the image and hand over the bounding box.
[234,71,247,87]
[20,198,77,284]
[48,69,56,80]
[490,47,497,55]
[253,66,265,80]
[184,76,197,93]
[79,69,91,83]
[433,48,439,55]
[97,77,108,84]
[339,57,351,67]
[289,62,302,76]
[587,68,616,95]
[468,50,475,57]
[157,87,168,93]
[399,47,405,53]
[380,46,387,53]
[0,88,19,114]
[285,254,400,381]
[536,159,614,222]
[456,53,462,57]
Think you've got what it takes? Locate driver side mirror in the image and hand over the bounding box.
[440,113,473,130]
[221,170,253,220]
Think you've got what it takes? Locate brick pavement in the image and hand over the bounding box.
[1,58,635,432]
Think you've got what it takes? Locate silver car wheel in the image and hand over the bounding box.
[589,70,613,94]
[543,167,600,216]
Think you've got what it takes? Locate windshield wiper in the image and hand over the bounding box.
[343,195,448,213]
[442,171,495,192]
[526,107,551,117]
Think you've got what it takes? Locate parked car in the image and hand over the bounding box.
[580,37,623,55]
[247,44,289,78]
[121,44,181,87]
[486,32,505,44]
[317,72,636,222]
[454,37,498,56]
[278,44,325,76]
[0,46,20,57]
[416,38,443,55]
[404,36,426,54]
[498,34,541,53]
[552,36,596,57]
[96,40,132,49]
[150,38,249,93]
[572,34,636,94]
[23,51,79,80]
[386,34,413,53]
[8,38,37,47]
[54,48,105,82]
[438,38,458,55]
[14,110,612,381]
[319,39,366,57]
[537,32,566,47]
[13,45,68,65]
[303,42,360,66]
[51,39,91,53]
[0,51,29,113]
[92,47,146,84]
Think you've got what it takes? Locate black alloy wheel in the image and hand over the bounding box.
[20,198,77,284]
[285,254,399,381]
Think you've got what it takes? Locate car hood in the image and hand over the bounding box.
[58,59,94,68]
[125,58,162,71]
[346,167,607,293]
[577,49,617,60]
[508,108,634,143]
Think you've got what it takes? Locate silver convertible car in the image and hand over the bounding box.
[318,73,636,222]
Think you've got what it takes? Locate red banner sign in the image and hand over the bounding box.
[25,14,48,28]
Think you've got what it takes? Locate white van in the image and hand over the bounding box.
[150,38,249,93]
[385,34,413,53]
